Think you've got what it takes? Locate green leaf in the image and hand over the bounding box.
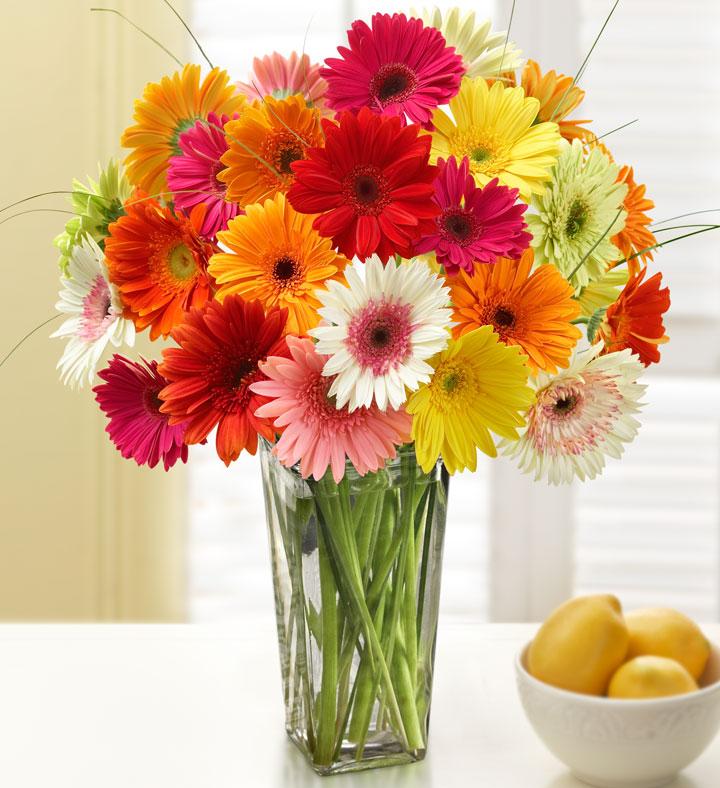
[587,306,607,344]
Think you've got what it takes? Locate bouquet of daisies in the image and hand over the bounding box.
[40,5,686,773]
[50,8,671,487]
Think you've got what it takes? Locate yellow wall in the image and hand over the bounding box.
[0,0,191,620]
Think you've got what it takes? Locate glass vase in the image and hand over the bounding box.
[259,439,449,775]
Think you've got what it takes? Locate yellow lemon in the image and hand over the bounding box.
[528,594,629,695]
[625,607,711,680]
[607,655,698,699]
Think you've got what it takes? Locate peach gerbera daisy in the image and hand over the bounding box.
[121,64,246,197]
[105,191,215,340]
[520,60,591,142]
[447,248,582,374]
[218,94,324,207]
[209,192,349,334]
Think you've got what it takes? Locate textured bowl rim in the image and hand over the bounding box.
[515,639,720,708]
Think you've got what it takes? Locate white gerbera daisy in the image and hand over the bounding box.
[499,347,646,484]
[309,257,451,412]
[51,237,135,388]
[411,6,524,79]
[527,139,628,290]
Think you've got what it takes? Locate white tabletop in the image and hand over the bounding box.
[0,622,717,788]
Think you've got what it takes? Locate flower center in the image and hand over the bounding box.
[493,307,515,328]
[142,385,169,421]
[369,62,419,107]
[276,141,305,175]
[273,257,297,281]
[345,298,413,375]
[442,372,459,393]
[342,164,391,216]
[470,148,492,164]
[429,361,473,412]
[205,347,261,414]
[553,394,576,415]
[230,360,254,389]
[565,198,588,239]
[473,296,526,345]
[439,207,481,246]
[168,244,197,281]
[210,160,228,195]
[260,130,309,187]
[302,371,370,437]
[451,128,510,178]
[79,274,118,342]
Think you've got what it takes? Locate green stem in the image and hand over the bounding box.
[316,522,338,766]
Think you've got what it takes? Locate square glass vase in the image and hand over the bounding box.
[259,439,449,775]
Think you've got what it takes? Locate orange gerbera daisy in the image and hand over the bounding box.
[447,248,582,374]
[105,191,215,340]
[521,60,591,142]
[590,142,657,276]
[218,94,325,207]
[121,64,246,197]
[595,268,670,366]
[209,192,348,334]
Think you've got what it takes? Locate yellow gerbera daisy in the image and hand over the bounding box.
[209,192,349,334]
[406,326,535,474]
[121,64,246,198]
[218,94,325,208]
[429,76,562,202]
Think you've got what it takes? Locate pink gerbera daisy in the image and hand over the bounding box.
[235,51,328,112]
[415,156,531,276]
[166,111,242,239]
[321,12,465,130]
[93,354,190,471]
[251,336,413,483]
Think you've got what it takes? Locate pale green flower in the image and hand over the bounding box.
[54,159,133,276]
[411,6,524,79]
[527,139,628,290]
[576,266,630,318]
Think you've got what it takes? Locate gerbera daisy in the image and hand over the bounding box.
[527,138,628,290]
[406,326,535,474]
[54,159,133,276]
[235,51,328,112]
[121,64,245,197]
[520,60,591,142]
[414,156,530,276]
[104,191,215,341]
[219,93,324,207]
[412,6,524,79]
[158,296,290,466]
[51,237,135,388]
[93,354,189,471]
[310,256,451,412]
[288,107,439,262]
[166,111,242,239]
[447,249,582,374]
[595,268,670,366]
[251,336,412,482]
[209,193,348,334]
[500,347,646,484]
[430,77,562,202]
[321,12,465,130]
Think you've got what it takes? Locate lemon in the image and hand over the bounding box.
[528,594,629,695]
[607,655,698,699]
[625,607,711,680]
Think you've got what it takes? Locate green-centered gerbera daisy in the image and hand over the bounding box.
[53,159,133,276]
[527,139,628,290]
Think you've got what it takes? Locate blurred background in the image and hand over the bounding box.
[1,0,718,624]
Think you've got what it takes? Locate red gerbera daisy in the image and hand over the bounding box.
[414,156,531,276]
[287,107,439,262]
[321,12,464,130]
[595,268,670,366]
[93,354,190,471]
[105,191,215,340]
[158,295,290,465]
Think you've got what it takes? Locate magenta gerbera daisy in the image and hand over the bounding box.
[414,156,531,276]
[251,336,413,483]
[93,354,189,471]
[166,111,242,239]
[321,12,465,130]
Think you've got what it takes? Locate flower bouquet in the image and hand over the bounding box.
[15,1,695,776]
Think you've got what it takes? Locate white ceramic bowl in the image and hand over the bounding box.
[515,641,720,788]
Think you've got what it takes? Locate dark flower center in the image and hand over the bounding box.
[369,322,391,349]
[230,360,254,389]
[277,142,305,174]
[273,257,297,281]
[342,164,391,216]
[493,307,515,328]
[565,198,588,239]
[369,62,418,107]
[553,395,576,414]
[439,207,481,247]
[142,386,168,421]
